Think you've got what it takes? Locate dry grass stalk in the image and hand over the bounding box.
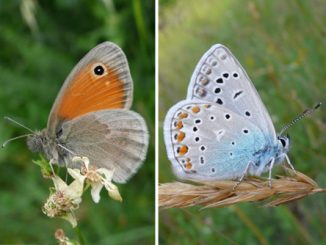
[159,167,326,209]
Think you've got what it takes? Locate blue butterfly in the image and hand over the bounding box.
[164,44,319,185]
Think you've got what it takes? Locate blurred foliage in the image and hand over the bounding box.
[0,0,154,244]
[159,0,326,244]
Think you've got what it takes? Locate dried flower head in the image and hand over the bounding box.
[41,155,123,228]
[42,173,84,227]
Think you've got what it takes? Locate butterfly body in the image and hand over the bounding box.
[164,44,291,181]
[26,42,149,183]
[250,141,287,175]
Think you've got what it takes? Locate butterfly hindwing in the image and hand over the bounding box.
[59,109,149,183]
[164,100,267,180]
[186,44,276,143]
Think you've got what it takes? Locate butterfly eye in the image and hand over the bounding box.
[56,128,63,138]
[93,64,106,76]
[280,138,286,147]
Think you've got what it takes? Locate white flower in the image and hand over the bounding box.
[71,156,122,203]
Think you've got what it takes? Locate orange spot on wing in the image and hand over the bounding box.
[178,113,188,119]
[177,132,185,142]
[56,63,127,119]
[176,121,183,129]
[185,160,192,170]
[183,158,193,170]
[191,106,200,113]
[179,145,188,156]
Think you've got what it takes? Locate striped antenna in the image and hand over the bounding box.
[279,102,321,136]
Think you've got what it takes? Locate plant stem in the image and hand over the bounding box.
[74,226,86,245]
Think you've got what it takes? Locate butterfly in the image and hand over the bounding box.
[164,44,298,184]
[19,42,149,183]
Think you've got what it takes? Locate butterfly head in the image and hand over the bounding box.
[277,103,321,154]
[27,130,48,153]
[277,134,290,153]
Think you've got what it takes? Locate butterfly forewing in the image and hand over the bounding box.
[48,42,133,134]
[60,110,149,183]
[186,44,276,143]
[164,100,267,181]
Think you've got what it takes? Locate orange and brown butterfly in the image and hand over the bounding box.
[26,42,149,183]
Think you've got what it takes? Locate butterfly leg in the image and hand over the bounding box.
[233,161,254,190]
[267,158,275,187]
[283,154,296,172]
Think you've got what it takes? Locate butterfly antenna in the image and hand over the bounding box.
[279,102,321,136]
[4,116,35,133]
[2,134,33,148]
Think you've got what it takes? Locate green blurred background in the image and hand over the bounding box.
[159,0,325,244]
[0,0,154,244]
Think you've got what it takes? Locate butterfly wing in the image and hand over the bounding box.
[48,42,133,135]
[59,109,149,183]
[164,100,267,181]
[186,44,276,143]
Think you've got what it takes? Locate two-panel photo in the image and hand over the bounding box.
[0,1,325,244]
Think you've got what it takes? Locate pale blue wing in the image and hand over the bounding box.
[186,44,276,144]
[164,100,267,181]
